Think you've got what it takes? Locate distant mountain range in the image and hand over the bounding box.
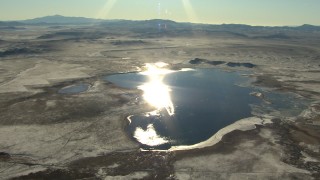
[21,15,105,24]
[1,15,320,33]
[0,15,117,25]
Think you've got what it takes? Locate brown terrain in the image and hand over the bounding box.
[0,20,319,179]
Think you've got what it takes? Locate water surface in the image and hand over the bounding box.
[106,67,307,150]
[58,83,90,94]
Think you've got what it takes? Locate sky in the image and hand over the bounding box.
[0,0,319,26]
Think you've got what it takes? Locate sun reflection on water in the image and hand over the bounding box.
[138,62,175,116]
[134,124,168,146]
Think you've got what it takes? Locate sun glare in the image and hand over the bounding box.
[134,124,168,146]
[181,0,198,22]
[138,63,175,116]
[96,0,118,19]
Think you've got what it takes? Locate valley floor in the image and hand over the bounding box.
[0,25,319,179]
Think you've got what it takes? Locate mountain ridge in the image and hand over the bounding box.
[0,15,320,33]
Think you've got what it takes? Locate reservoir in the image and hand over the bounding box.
[106,64,305,150]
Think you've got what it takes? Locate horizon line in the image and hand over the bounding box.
[1,14,319,27]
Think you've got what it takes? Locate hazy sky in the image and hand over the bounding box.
[0,0,319,26]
